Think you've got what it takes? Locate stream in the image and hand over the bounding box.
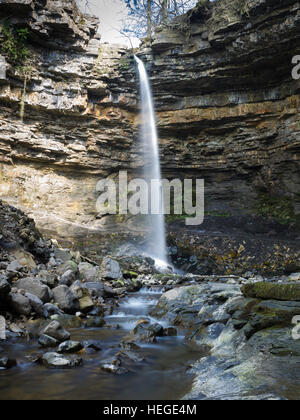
[0,287,205,400]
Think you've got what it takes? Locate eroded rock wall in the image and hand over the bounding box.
[0,0,299,250]
[140,0,300,216]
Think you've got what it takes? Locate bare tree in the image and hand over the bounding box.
[121,0,198,40]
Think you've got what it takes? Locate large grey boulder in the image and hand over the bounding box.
[15,277,51,303]
[78,262,99,282]
[41,321,70,342]
[53,285,80,314]
[99,257,122,280]
[9,292,32,316]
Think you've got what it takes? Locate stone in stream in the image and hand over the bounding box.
[52,285,80,314]
[40,321,70,342]
[41,352,82,369]
[44,303,63,316]
[58,341,83,354]
[82,340,102,352]
[38,334,59,348]
[163,327,177,336]
[0,357,17,369]
[15,277,51,303]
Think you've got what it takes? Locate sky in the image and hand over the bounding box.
[76,0,140,47]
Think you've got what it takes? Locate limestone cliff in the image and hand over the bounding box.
[141,0,300,217]
[0,0,299,273]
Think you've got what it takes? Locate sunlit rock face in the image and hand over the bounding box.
[0,0,140,242]
[0,0,299,250]
[141,0,300,215]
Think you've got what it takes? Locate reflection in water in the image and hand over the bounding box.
[0,289,206,400]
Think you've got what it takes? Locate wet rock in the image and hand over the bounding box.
[84,317,105,328]
[242,282,300,301]
[41,321,70,342]
[15,277,51,303]
[147,323,164,337]
[9,292,32,316]
[38,334,59,348]
[41,352,82,369]
[100,257,122,280]
[163,327,177,336]
[0,357,17,369]
[44,303,63,316]
[58,340,83,354]
[82,340,102,352]
[53,285,80,314]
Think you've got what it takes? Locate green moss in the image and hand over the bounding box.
[242,282,300,301]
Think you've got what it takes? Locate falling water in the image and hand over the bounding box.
[134,55,168,268]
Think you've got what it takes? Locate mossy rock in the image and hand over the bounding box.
[241,282,300,301]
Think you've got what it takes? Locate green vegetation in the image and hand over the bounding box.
[0,22,29,65]
[0,20,32,122]
[255,193,300,226]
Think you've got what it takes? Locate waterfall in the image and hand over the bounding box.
[134,55,168,269]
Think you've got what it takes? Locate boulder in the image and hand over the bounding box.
[38,334,59,348]
[59,270,76,287]
[53,285,80,314]
[25,293,46,317]
[44,303,63,316]
[241,282,300,301]
[41,352,82,369]
[78,262,99,282]
[58,340,83,353]
[41,321,70,342]
[99,257,122,280]
[15,277,51,303]
[9,292,32,316]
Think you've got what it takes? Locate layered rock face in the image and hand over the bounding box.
[0,0,299,268]
[142,0,300,215]
[0,0,138,242]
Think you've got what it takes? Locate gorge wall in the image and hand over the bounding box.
[0,0,299,267]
